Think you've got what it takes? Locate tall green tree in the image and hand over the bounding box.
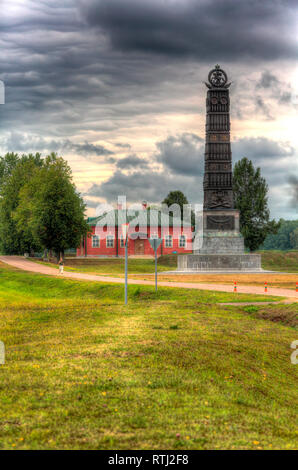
[162,190,189,209]
[233,157,280,251]
[14,153,89,260]
[162,190,194,225]
[0,153,43,254]
[0,152,19,188]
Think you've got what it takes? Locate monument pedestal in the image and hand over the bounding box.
[178,209,262,272]
[197,209,244,254]
[177,253,261,272]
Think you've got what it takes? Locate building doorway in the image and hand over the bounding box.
[134,239,145,255]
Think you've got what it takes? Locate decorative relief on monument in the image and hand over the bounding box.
[205,143,230,154]
[207,65,228,88]
[207,163,230,171]
[207,133,230,143]
[206,215,235,231]
[208,163,218,171]
[207,174,232,187]
[206,87,230,112]
[208,114,229,131]
[208,190,232,208]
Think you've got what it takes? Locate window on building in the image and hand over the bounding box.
[106,235,114,248]
[179,235,186,248]
[92,235,100,248]
[164,235,172,248]
[120,235,125,248]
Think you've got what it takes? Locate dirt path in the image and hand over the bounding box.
[1,256,297,301]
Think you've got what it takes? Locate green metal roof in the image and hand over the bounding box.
[87,209,191,228]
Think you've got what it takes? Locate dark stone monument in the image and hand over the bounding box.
[178,65,261,271]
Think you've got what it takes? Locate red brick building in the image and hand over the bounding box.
[77,208,193,257]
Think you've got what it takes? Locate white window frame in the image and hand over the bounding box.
[92,235,100,248]
[120,235,125,248]
[164,235,173,248]
[106,235,114,248]
[179,235,186,248]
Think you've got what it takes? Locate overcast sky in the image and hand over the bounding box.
[0,0,297,219]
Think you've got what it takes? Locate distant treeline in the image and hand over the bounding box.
[261,219,298,250]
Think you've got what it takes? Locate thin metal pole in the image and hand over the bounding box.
[125,239,128,304]
[154,240,158,292]
[155,247,157,292]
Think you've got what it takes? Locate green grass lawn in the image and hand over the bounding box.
[258,250,298,272]
[159,251,298,273]
[33,250,298,275]
[0,264,297,450]
[33,257,171,275]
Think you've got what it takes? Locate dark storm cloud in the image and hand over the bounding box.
[69,141,113,156]
[116,154,149,170]
[87,169,202,204]
[256,71,279,89]
[0,132,113,157]
[0,6,199,138]
[81,0,298,61]
[255,96,273,120]
[108,132,204,175]
[255,71,294,108]
[155,133,204,176]
[114,143,131,149]
[1,0,296,137]
[0,133,57,153]
[86,132,205,202]
[278,92,292,104]
[233,137,295,161]
[82,197,101,208]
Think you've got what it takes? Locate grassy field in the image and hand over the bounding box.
[32,252,298,289]
[0,263,297,449]
[34,257,171,274]
[158,251,298,273]
[136,272,298,289]
[33,250,298,276]
[259,250,298,272]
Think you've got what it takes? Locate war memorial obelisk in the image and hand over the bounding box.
[178,65,261,272]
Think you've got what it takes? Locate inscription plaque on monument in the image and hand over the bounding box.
[206,216,235,231]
